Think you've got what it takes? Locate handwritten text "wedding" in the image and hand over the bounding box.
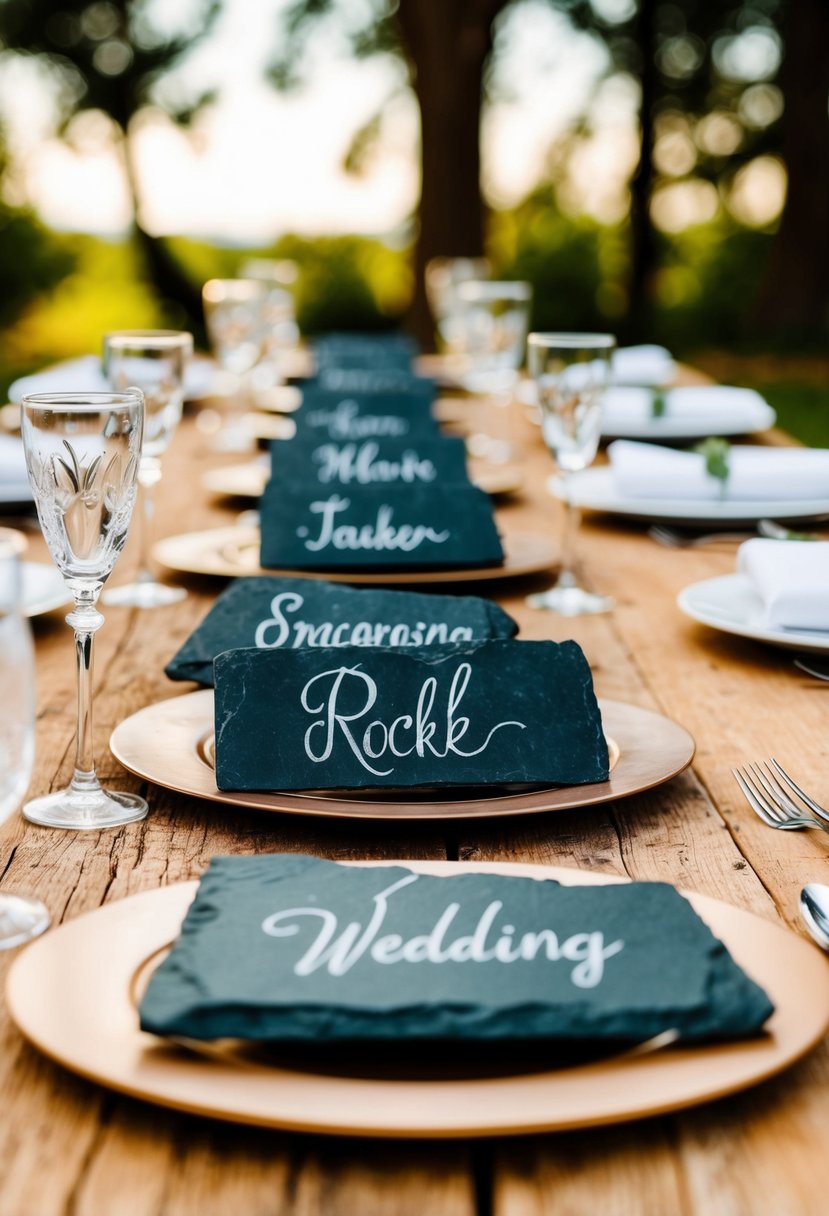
[262,873,624,989]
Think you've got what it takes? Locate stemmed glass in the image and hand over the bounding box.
[20,391,148,829]
[0,531,50,946]
[239,259,300,391]
[527,332,616,616]
[102,329,193,608]
[425,256,491,353]
[456,280,532,463]
[202,278,268,452]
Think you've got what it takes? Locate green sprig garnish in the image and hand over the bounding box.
[694,437,731,498]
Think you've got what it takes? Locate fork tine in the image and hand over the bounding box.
[746,764,790,822]
[769,758,829,823]
[733,767,787,827]
[750,762,799,816]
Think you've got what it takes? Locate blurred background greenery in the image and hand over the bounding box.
[0,0,826,441]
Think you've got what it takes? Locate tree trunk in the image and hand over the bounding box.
[752,0,829,342]
[121,126,204,338]
[397,0,508,347]
[627,0,658,341]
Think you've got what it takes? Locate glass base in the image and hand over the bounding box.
[467,433,515,465]
[209,425,254,454]
[527,584,615,616]
[23,787,148,831]
[103,580,187,608]
[0,894,50,950]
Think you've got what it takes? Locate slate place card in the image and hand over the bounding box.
[294,389,440,443]
[269,435,470,490]
[139,854,774,1044]
[259,482,503,572]
[313,369,436,403]
[312,332,417,373]
[213,639,607,791]
[165,576,518,686]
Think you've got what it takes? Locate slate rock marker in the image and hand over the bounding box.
[259,482,503,572]
[269,435,470,489]
[213,639,608,791]
[139,854,774,1045]
[165,576,518,686]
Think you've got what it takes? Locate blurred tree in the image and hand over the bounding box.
[0,136,75,328]
[0,0,219,326]
[752,0,829,339]
[270,0,516,343]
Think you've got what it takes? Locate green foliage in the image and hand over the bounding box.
[0,234,161,395]
[489,188,617,332]
[0,199,75,329]
[651,219,774,351]
[750,384,829,449]
[273,235,408,334]
[0,0,220,132]
[694,437,731,489]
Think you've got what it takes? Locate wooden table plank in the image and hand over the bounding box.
[1,394,827,1215]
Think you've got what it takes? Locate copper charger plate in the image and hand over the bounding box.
[151,525,557,585]
[201,460,521,500]
[7,860,829,1138]
[109,690,693,821]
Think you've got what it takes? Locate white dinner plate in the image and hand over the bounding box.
[678,574,829,655]
[554,468,829,526]
[0,483,32,506]
[6,562,70,618]
[9,355,219,404]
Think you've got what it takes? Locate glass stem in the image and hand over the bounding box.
[66,588,105,796]
[136,458,162,585]
[559,471,579,590]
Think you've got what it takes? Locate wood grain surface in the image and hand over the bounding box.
[1,384,828,1216]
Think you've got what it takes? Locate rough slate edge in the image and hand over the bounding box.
[138,856,774,1044]
[258,486,506,572]
[163,577,520,685]
[212,638,609,792]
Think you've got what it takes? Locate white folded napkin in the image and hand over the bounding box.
[9,356,107,401]
[603,385,771,432]
[738,539,829,632]
[0,435,31,501]
[611,345,675,387]
[608,440,829,501]
[9,355,215,402]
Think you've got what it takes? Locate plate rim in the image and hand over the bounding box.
[152,524,559,586]
[7,861,829,1139]
[109,690,695,821]
[556,467,829,525]
[21,561,71,618]
[678,572,829,654]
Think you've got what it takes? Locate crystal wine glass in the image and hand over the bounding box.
[526,332,616,615]
[425,256,491,353]
[202,278,268,452]
[239,259,300,392]
[0,530,50,946]
[21,391,148,829]
[456,279,532,464]
[102,329,193,609]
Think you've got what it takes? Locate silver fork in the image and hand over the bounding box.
[648,525,753,549]
[794,659,829,683]
[733,759,829,834]
[649,520,815,549]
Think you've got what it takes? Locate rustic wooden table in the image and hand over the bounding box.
[2,396,828,1216]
